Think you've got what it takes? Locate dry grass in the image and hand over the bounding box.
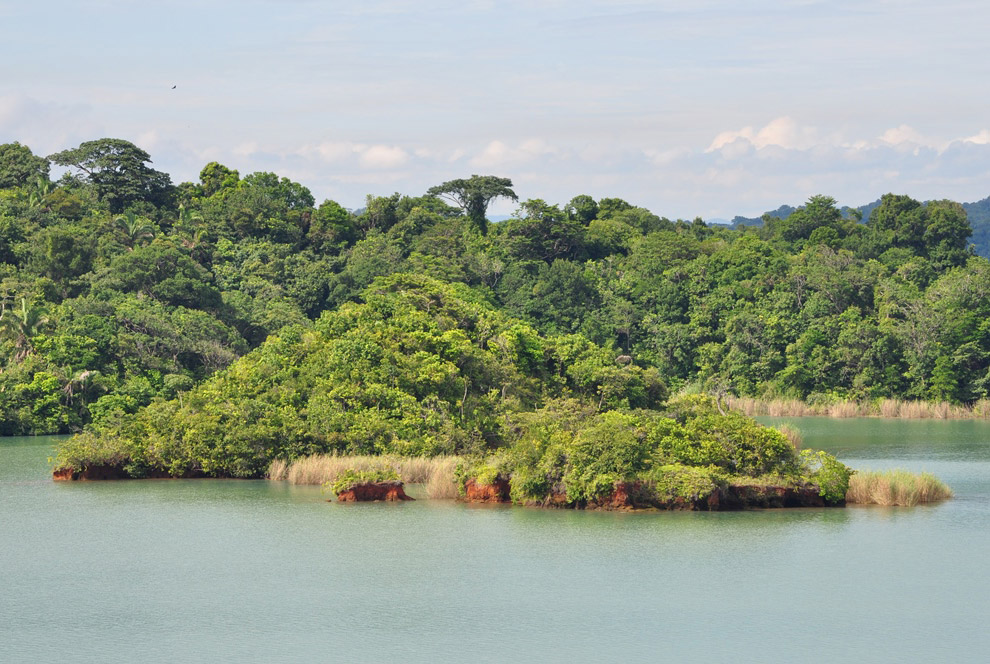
[878,399,901,417]
[846,469,953,506]
[270,454,464,499]
[774,423,803,449]
[726,397,820,417]
[825,401,861,418]
[424,456,461,499]
[267,458,288,480]
[725,395,990,420]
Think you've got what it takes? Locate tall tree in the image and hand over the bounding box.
[427,175,517,235]
[0,298,50,362]
[0,142,50,189]
[48,138,173,213]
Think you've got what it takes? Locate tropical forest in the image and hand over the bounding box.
[1,137,982,507]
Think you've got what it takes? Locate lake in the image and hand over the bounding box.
[2,418,989,662]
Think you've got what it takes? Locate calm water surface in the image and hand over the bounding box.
[2,419,989,663]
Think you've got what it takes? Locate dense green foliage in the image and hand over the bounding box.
[473,394,847,507]
[54,274,665,477]
[2,138,988,449]
[327,468,400,495]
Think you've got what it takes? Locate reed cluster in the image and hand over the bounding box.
[268,454,462,499]
[726,396,990,420]
[774,423,803,449]
[846,469,953,506]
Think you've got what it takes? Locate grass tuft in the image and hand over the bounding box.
[774,423,803,449]
[267,458,288,480]
[269,454,463,499]
[724,395,989,420]
[846,469,953,506]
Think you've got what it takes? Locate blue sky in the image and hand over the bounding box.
[2,0,989,218]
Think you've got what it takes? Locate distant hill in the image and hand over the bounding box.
[729,204,797,227]
[715,195,990,258]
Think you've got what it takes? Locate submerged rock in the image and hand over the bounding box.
[335,481,413,502]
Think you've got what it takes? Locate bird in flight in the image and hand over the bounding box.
[171,85,176,89]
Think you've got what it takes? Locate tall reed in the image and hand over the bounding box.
[267,458,288,481]
[724,395,989,420]
[270,454,463,499]
[846,469,953,506]
[774,423,803,449]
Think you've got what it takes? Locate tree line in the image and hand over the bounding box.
[0,137,984,435]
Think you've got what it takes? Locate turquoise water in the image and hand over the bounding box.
[2,421,989,663]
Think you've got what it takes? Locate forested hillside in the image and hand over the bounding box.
[1,138,988,436]
[731,195,990,258]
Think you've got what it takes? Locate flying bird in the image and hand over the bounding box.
[171,85,176,89]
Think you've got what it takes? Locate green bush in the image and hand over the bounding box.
[800,449,854,504]
[325,468,400,495]
[648,464,727,503]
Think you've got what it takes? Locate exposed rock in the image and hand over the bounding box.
[462,477,511,503]
[335,481,413,502]
[588,481,652,510]
[719,484,826,509]
[52,465,207,481]
[51,464,130,481]
[586,481,828,511]
[52,468,75,481]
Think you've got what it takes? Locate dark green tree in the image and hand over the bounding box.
[427,175,517,235]
[48,138,174,213]
[566,194,599,224]
[199,162,240,197]
[0,142,50,189]
[0,298,50,362]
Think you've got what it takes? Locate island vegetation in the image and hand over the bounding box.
[0,138,971,506]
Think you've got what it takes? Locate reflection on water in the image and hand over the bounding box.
[3,424,990,663]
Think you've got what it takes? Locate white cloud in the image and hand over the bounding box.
[0,94,101,155]
[964,129,990,145]
[707,116,822,152]
[358,144,409,169]
[136,130,160,152]
[469,139,557,168]
[294,141,410,169]
[310,142,356,162]
[878,124,928,146]
[232,141,259,157]
[643,147,690,166]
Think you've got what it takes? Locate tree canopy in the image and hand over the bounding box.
[427,175,517,235]
[0,142,50,189]
[48,138,173,213]
[0,137,987,441]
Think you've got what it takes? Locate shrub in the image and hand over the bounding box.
[562,411,649,502]
[800,449,854,504]
[325,468,400,496]
[648,464,727,503]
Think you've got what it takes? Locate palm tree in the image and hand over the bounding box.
[60,368,102,407]
[114,211,156,249]
[0,298,50,362]
[173,204,205,249]
[27,176,53,209]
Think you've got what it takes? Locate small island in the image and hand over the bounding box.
[52,274,865,510]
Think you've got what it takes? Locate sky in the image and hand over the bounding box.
[2,0,989,219]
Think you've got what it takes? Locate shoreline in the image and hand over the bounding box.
[726,396,990,420]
